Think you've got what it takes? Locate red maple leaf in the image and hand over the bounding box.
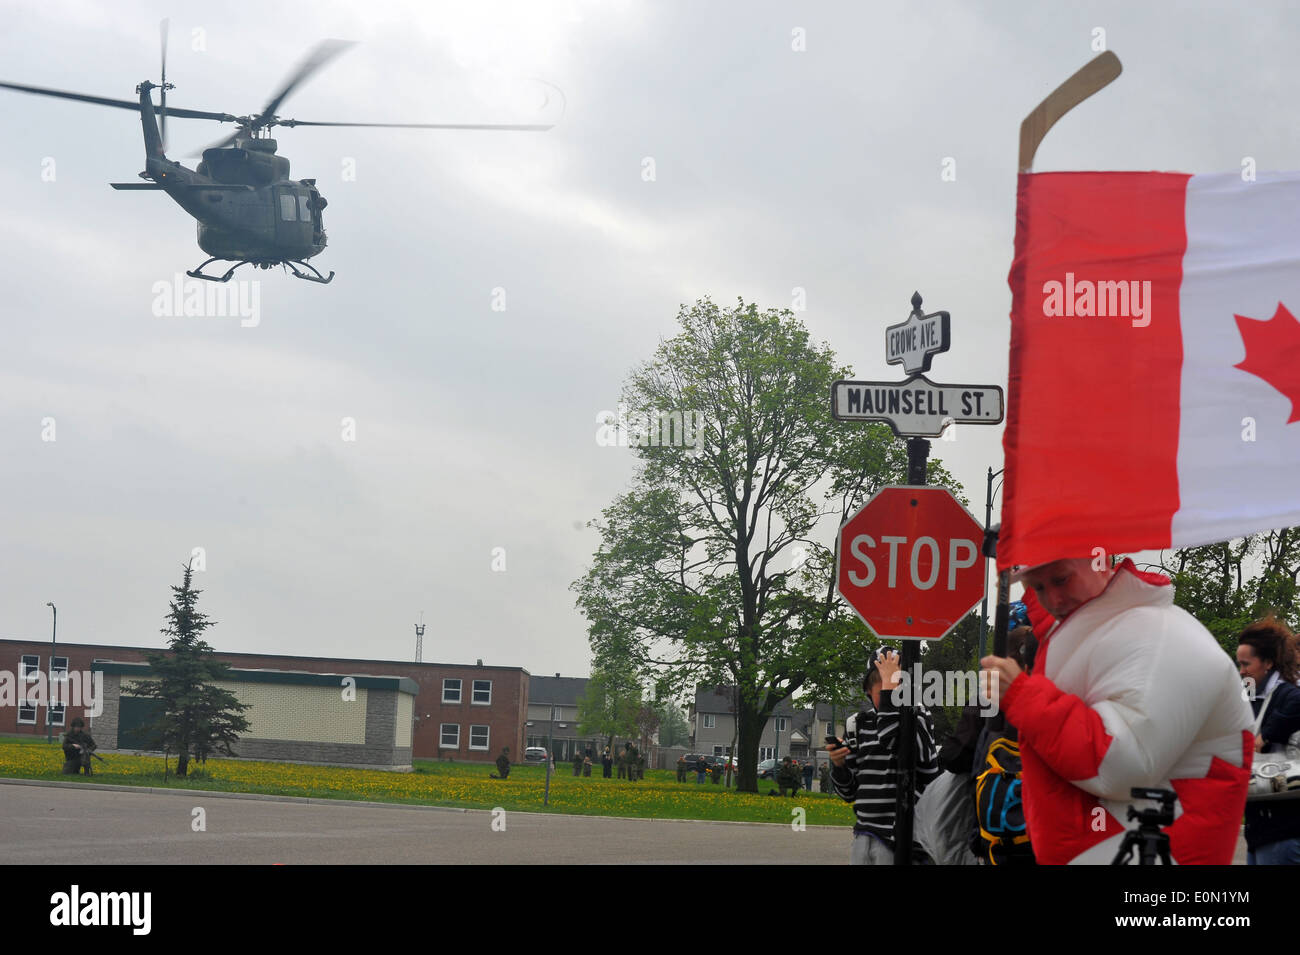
[1234,303,1300,424]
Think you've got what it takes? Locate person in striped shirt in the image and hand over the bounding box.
[827,648,941,864]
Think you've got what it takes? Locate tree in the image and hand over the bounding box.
[1144,528,1300,655]
[132,562,251,777]
[576,664,642,750]
[655,699,691,747]
[573,298,961,791]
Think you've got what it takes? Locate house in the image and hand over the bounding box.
[689,685,860,764]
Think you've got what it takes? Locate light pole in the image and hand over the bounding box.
[544,706,564,807]
[45,602,56,744]
[978,467,1005,659]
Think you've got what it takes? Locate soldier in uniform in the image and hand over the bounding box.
[492,746,511,779]
[61,718,97,775]
[676,755,688,783]
[777,756,801,797]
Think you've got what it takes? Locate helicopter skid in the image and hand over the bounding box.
[186,257,334,284]
[286,260,334,284]
[186,257,255,283]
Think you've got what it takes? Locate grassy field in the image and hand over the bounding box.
[0,739,854,826]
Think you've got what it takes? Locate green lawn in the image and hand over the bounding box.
[0,740,853,826]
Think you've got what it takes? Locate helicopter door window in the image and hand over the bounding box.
[298,195,313,222]
[279,195,297,221]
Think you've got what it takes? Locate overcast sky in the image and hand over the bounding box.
[1,0,1294,678]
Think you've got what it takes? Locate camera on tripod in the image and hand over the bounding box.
[1111,787,1177,865]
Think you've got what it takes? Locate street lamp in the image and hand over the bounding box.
[527,706,564,807]
[978,467,1005,658]
[45,602,56,744]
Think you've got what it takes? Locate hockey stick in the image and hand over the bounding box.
[1019,51,1122,172]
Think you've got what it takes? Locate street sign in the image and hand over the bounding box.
[831,375,1004,437]
[885,304,950,375]
[836,486,985,640]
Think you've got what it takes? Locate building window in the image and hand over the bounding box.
[18,693,36,724]
[279,194,297,221]
[702,714,716,729]
[442,679,462,704]
[20,655,39,680]
[713,745,724,756]
[51,656,69,682]
[48,703,65,727]
[472,680,491,705]
[759,746,774,761]
[775,717,788,732]
[440,724,460,748]
[469,725,490,750]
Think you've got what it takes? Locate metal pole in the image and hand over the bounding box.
[893,436,929,865]
[978,468,1003,659]
[544,704,555,807]
[45,602,56,744]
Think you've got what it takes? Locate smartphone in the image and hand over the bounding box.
[825,735,849,749]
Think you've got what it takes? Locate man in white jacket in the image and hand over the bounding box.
[981,557,1252,864]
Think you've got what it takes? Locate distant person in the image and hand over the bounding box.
[572,751,584,777]
[60,718,97,776]
[676,755,687,783]
[490,747,511,779]
[1238,616,1300,865]
[695,754,708,784]
[616,748,627,779]
[583,755,593,777]
[802,758,815,793]
[777,756,800,797]
[602,748,613,778]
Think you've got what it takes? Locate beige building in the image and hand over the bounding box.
[96,660,418,770]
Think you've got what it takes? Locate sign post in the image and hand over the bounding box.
[832,292,1003,865]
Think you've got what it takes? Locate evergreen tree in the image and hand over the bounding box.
[133,562,250,777]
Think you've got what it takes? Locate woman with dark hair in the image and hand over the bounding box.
[1238,615,1300,865]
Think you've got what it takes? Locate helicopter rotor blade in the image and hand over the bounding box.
[159,18,169,150]
[0,79,233,122]
[276,119,554,131]
[255,39,355,129]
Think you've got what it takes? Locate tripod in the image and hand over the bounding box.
[1111,788,1176,865]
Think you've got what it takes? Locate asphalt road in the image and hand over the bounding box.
[2,780,1250,864]
[0,781,849,864]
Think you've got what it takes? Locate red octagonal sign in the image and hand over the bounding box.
[836,485,985,640]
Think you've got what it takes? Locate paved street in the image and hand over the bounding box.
[2,780,1249,864]
[0,780,848,864]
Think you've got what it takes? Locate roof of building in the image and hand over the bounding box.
[692,686,799,717]
[529,675,590,706]
[0,638,527,674]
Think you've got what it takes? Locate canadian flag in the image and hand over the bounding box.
[1001,170,1300,570]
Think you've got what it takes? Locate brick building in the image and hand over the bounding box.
[0,638,528,762]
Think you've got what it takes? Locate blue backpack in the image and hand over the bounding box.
[972,734,1034,865]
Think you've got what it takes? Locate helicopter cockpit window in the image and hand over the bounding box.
[298,195,312,222]
[279,195,297,221]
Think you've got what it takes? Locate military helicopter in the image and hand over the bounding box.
[0,23,554,283]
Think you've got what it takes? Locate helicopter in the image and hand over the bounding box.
[0,23,554,284]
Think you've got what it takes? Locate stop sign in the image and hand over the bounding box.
[836,485,985,640]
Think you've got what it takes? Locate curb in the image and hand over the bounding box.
[0,776,846,827]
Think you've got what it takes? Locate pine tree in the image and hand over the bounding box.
[132,561,250,777]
